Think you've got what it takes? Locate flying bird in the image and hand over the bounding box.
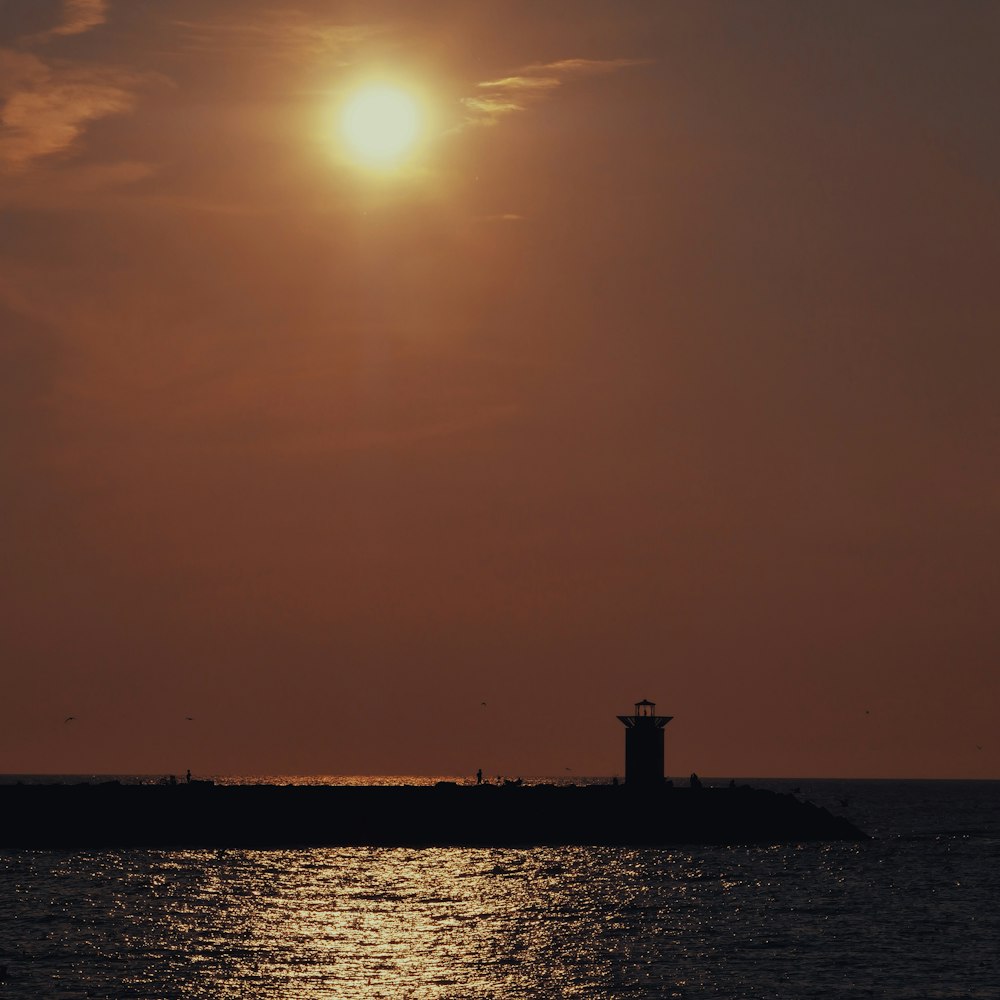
[185,716,194,721]
[64,716,75,723]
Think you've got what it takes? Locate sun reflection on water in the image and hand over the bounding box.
[121,846,719,997]
[7,837,994,998]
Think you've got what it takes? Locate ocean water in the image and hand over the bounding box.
[1,778,998,999]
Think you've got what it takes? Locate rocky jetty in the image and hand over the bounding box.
[0,782,866,848]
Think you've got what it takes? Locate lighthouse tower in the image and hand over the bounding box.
[617,699,673,786]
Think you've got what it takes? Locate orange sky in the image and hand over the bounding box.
[2,0,998,779]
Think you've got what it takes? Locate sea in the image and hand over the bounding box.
[1,776,998,999]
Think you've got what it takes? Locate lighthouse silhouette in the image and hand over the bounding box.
[617,699,673,786]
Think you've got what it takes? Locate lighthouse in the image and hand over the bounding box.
[617,699,672,786]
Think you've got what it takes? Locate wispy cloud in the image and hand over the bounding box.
[461,95,525,117]
[0,50,162,172]
[0,0,164,175]
[524,58,650,76]
[477,75,561,92]
[170,11,379,61]
[24,0,109,45]
[462,57,650,127]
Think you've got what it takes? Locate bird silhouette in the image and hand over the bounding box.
[185,716,194,721]
[64,716,75,723]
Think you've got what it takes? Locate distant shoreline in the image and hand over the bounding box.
[2,774,997,785]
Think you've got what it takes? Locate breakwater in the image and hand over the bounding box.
[0,782,866,847]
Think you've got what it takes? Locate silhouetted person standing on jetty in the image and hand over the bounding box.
[476,768,483,785]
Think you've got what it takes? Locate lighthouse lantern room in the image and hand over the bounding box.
[617,699,673,787]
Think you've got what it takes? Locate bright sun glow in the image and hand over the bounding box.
[340,85,422,167]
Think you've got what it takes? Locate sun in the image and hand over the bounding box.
[339,85,422,167]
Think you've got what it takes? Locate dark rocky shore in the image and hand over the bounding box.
[0,782,866,848]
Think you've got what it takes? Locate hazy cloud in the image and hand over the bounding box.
[463,56,650,126]
[170,11,378,61]
[0,159,156,210]
[476,75,561,92]
[24,0,109,44]
[524,58,651,76]
[46,0,107,39]
[0,52,159,171]
[461,95,525,118]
